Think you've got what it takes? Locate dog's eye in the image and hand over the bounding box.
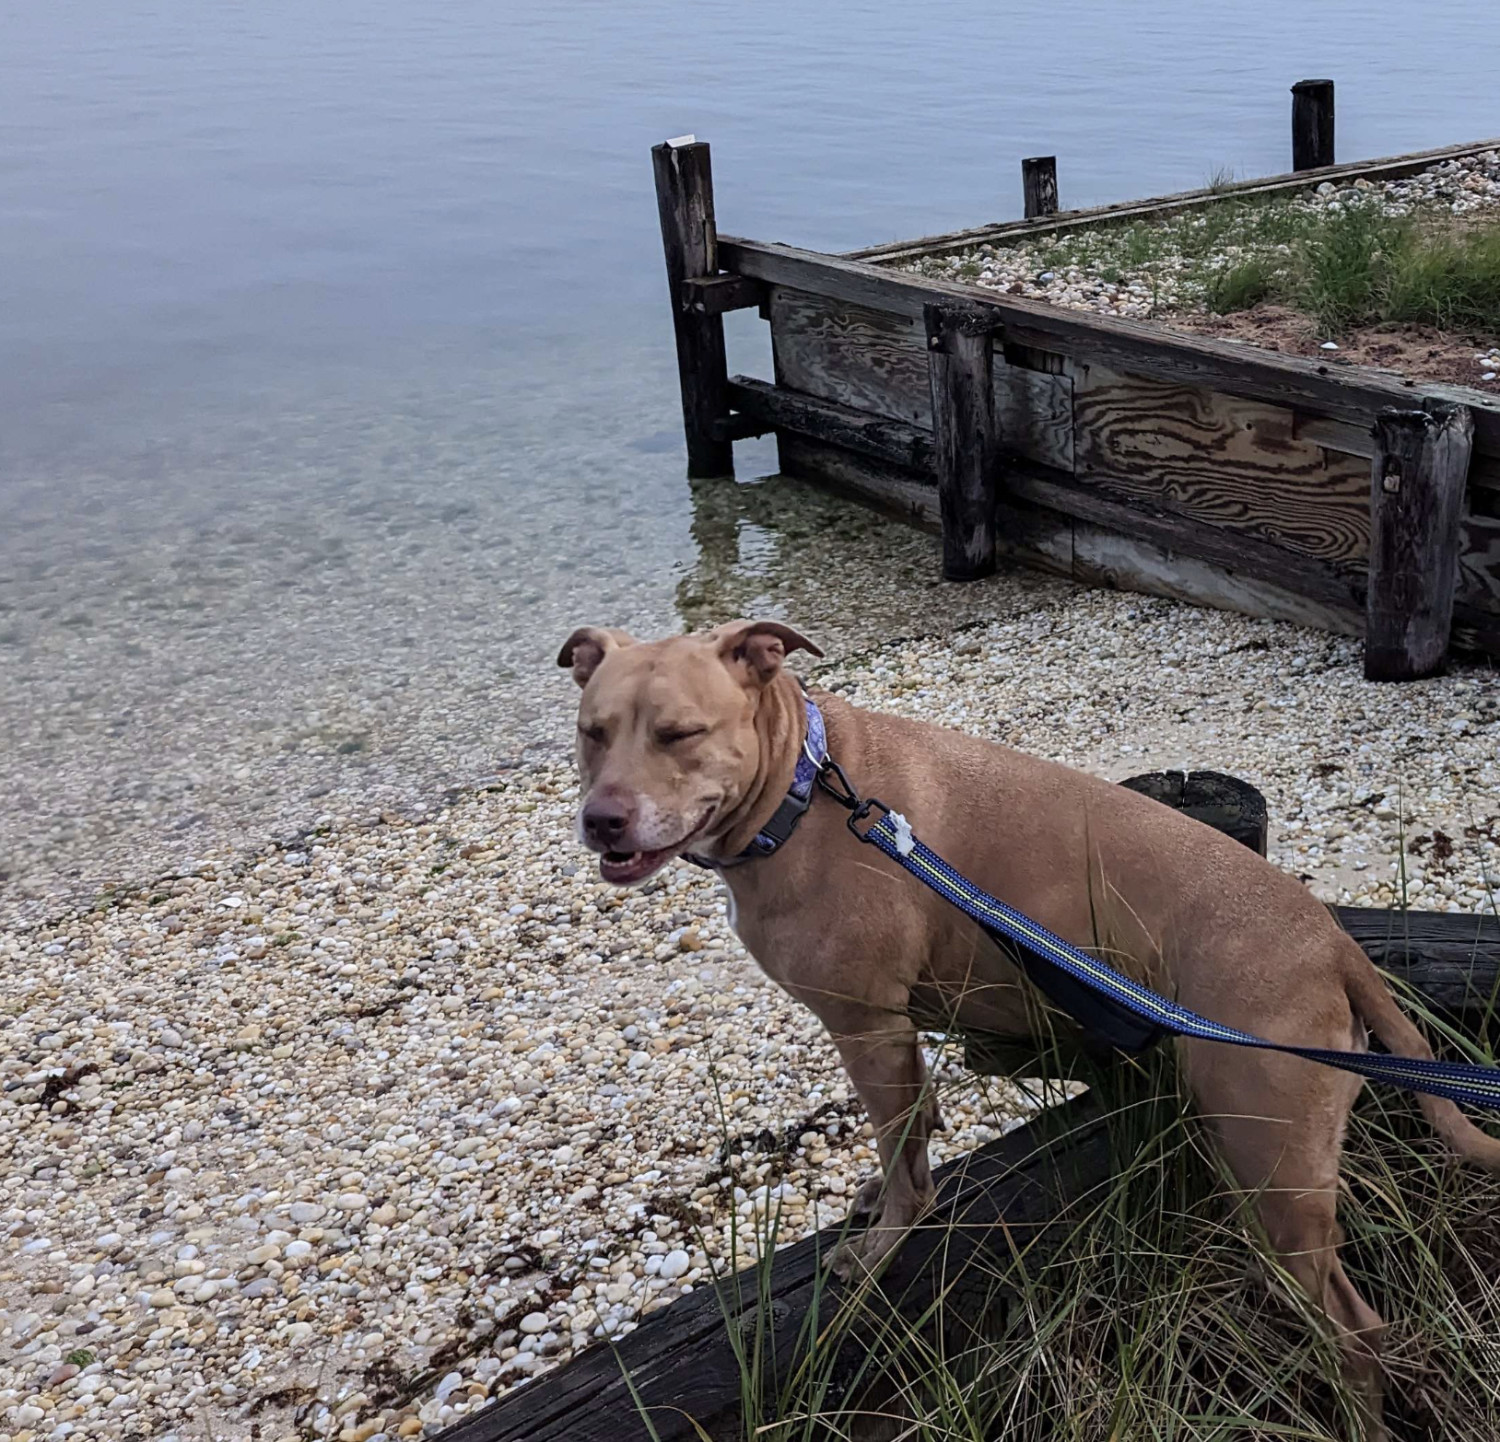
[657,726,707,746]
[579,723,607,746]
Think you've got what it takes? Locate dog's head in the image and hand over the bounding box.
[556,620,822,884]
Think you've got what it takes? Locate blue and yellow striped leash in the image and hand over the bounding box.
[815,761,1500,1113]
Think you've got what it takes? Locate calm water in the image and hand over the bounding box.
[3,0,1499,904]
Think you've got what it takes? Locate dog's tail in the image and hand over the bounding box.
[1344,942,1500,1170]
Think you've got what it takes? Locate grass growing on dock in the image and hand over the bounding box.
[646,993,1500,1441]
[929,189,1500,341]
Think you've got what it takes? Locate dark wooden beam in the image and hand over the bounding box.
[925,303,1000,580]
[1292,79,1336,172]
[652,139,735,478]
[726,375,935,472]
[439,1094,1109,1442]
[708,411,772,443]
[717,238,1500,456]
[1021,155,1059,219]
[1364,403,1474,681]
[1336,908,1500,1018]
[681,272,765,316]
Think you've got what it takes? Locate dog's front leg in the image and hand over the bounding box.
[824,1009,937,1278]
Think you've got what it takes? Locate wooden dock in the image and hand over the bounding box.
[652,84,1500,681]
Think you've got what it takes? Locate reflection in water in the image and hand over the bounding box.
[674,469,1074,649]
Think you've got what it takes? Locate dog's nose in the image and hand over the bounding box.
[582,797,632,849]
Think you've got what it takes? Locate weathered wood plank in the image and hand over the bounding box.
[776,431,942,531]
[728,375,935,472]
[681,272,765,316]
[1365,403,1473,680]
[848,136,1500,265]
[723,237,1500,456]
[769,285,929,424]
[1006,463,1365,616]
[1337,909,1500,1016]
[1069,520,1363,636]
[1296,417,1500,501]
[653,141,733,478]
[750,378,1368,625]
[767,286,1074,469]
[776,426,1363,634]
[1295,413,1375,459]
[1074,363,1373,566]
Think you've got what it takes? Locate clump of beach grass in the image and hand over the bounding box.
[1205,256,1276,315]
[643,982,1500,1441]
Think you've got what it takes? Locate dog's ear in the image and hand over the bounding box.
[714,619,823,686]
[557,627,635,687]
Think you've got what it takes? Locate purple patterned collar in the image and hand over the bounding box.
[683,695,826,870]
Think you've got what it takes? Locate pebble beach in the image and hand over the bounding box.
[7,122,1500,1442]
[5,570,1499,1442]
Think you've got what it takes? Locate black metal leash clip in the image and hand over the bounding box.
[815,758,890,842]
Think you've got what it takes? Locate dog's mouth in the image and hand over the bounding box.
[598,846,677,885]
[597,808,715,885]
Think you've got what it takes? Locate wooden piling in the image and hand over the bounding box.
[924,303,999,580]
[1022,156,1059,218]
[1119,771,1268,856]
[652,138,734,478]
[1292,80,1335,171]
[1364,403,1473,681]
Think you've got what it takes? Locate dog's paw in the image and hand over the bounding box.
[827,1221,903,1282]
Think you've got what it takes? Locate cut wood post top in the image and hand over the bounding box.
[1119,770,1269,857]
[651,138,719,277]
[1292,78,1335,171]
[923,301,1001,349]
[1022,155,1060,219]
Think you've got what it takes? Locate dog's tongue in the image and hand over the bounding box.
[599,847,672,884]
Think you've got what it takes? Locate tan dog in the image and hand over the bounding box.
[558,618,1500,1432]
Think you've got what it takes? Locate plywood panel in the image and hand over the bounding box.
[1074,363,1372,566]
[768,287,1073,470]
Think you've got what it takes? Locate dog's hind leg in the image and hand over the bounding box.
[1184,1039,1387,1438]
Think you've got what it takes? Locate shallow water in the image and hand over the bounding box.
[3,0,1499,910]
